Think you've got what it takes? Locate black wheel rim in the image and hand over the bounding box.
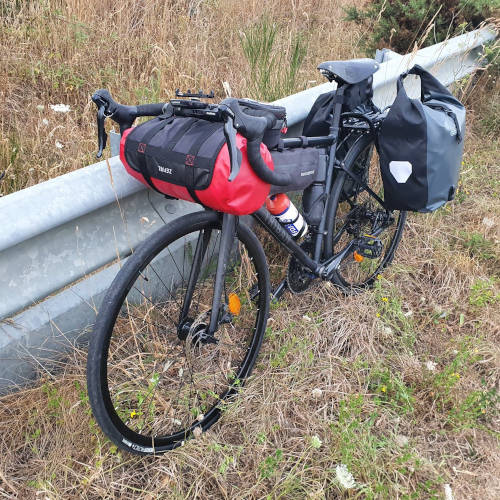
[332,142,405,289]
[99,221,265,451]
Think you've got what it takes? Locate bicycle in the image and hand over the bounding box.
[86,58,406,455]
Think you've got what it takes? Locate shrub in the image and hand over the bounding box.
[344,0,498,55]
[239,16,307,101]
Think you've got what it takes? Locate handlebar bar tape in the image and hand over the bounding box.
[222,98,291,186]
[246,139,291,186]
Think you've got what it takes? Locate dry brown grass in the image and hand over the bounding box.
[1,1,499,498]
[0,85,498,496]
[0,0,365,195]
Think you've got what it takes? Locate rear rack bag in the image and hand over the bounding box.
[377,65,465,212]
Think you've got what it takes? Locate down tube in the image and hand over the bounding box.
[252,207,319,274]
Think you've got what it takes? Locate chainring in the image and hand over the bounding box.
[287,240,316,294]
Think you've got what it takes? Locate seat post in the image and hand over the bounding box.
[312,85,346,263]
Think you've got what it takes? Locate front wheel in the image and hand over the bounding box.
[87,210,270,455]
[325,133,407,291]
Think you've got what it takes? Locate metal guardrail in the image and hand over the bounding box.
[0,27,495,392]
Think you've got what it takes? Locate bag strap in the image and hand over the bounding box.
[183,121,223,205]
[128,119,172,194]
[397,64,452,101]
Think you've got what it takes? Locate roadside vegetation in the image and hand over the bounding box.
[1,0,499,498]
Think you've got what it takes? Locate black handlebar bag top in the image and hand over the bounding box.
[377,65,465,212]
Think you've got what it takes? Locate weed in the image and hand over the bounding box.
[369,366,415,414]
[449,386,499,428]
[374,278,416,349]
[469,278,498,307]
[459,231,496,261]
[240,16,307,101]
[259,449,283,479]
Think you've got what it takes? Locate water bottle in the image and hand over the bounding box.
[266,193,308,239]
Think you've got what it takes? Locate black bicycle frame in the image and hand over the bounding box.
[196,85,381,336]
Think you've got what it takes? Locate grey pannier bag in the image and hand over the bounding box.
[377,65,465,212]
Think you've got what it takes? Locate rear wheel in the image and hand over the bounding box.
[325,133,406,291]
[87,211,270,455]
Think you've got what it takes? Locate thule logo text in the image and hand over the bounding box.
[158,166,173,175]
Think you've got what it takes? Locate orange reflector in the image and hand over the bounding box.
[353,251,364,262]
[228,293,241,315]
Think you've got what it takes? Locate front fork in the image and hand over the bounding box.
[178,213,236,340]
[207,213,237,336]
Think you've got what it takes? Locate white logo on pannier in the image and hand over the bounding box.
[158,166,172,175]
[389,161,412,183]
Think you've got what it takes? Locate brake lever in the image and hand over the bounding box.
[96,104,107,159]
[221,110,241,182]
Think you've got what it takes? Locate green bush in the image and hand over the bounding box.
[344,0,498,55]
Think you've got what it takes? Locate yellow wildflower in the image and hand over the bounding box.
[130,410,137,418]
[377,274,382,280]
[381,385,387,393]
[376,313,381,318]
[382,297,389,302]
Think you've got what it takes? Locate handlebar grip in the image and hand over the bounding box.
[135,103,168,116]
[92,90,167,133]
[246,139,291,186]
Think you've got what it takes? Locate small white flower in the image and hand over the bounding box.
[335,464,356,489]
[425,360,437,371]
[302,314,312,322]
[173,418,182,426]
[395,434,409,447]
[482,217,494,229]
[36,104,44,111]
[42,118,49,125]
[310,435,322,449]
[196,413,204,421]
[50,103,70,113]
[55,141,64,149]
[311,388,322,399]
[383,326,393,335]
[444,483,454,500]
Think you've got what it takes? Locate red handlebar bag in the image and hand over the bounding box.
[120,115,273,215]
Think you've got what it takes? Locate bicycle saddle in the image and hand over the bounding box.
[318,58,379,84]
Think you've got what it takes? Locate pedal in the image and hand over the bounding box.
[356,235,383,259]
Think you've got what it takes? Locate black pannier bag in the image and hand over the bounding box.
[302,76,375,136]
[377,65,465,212]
